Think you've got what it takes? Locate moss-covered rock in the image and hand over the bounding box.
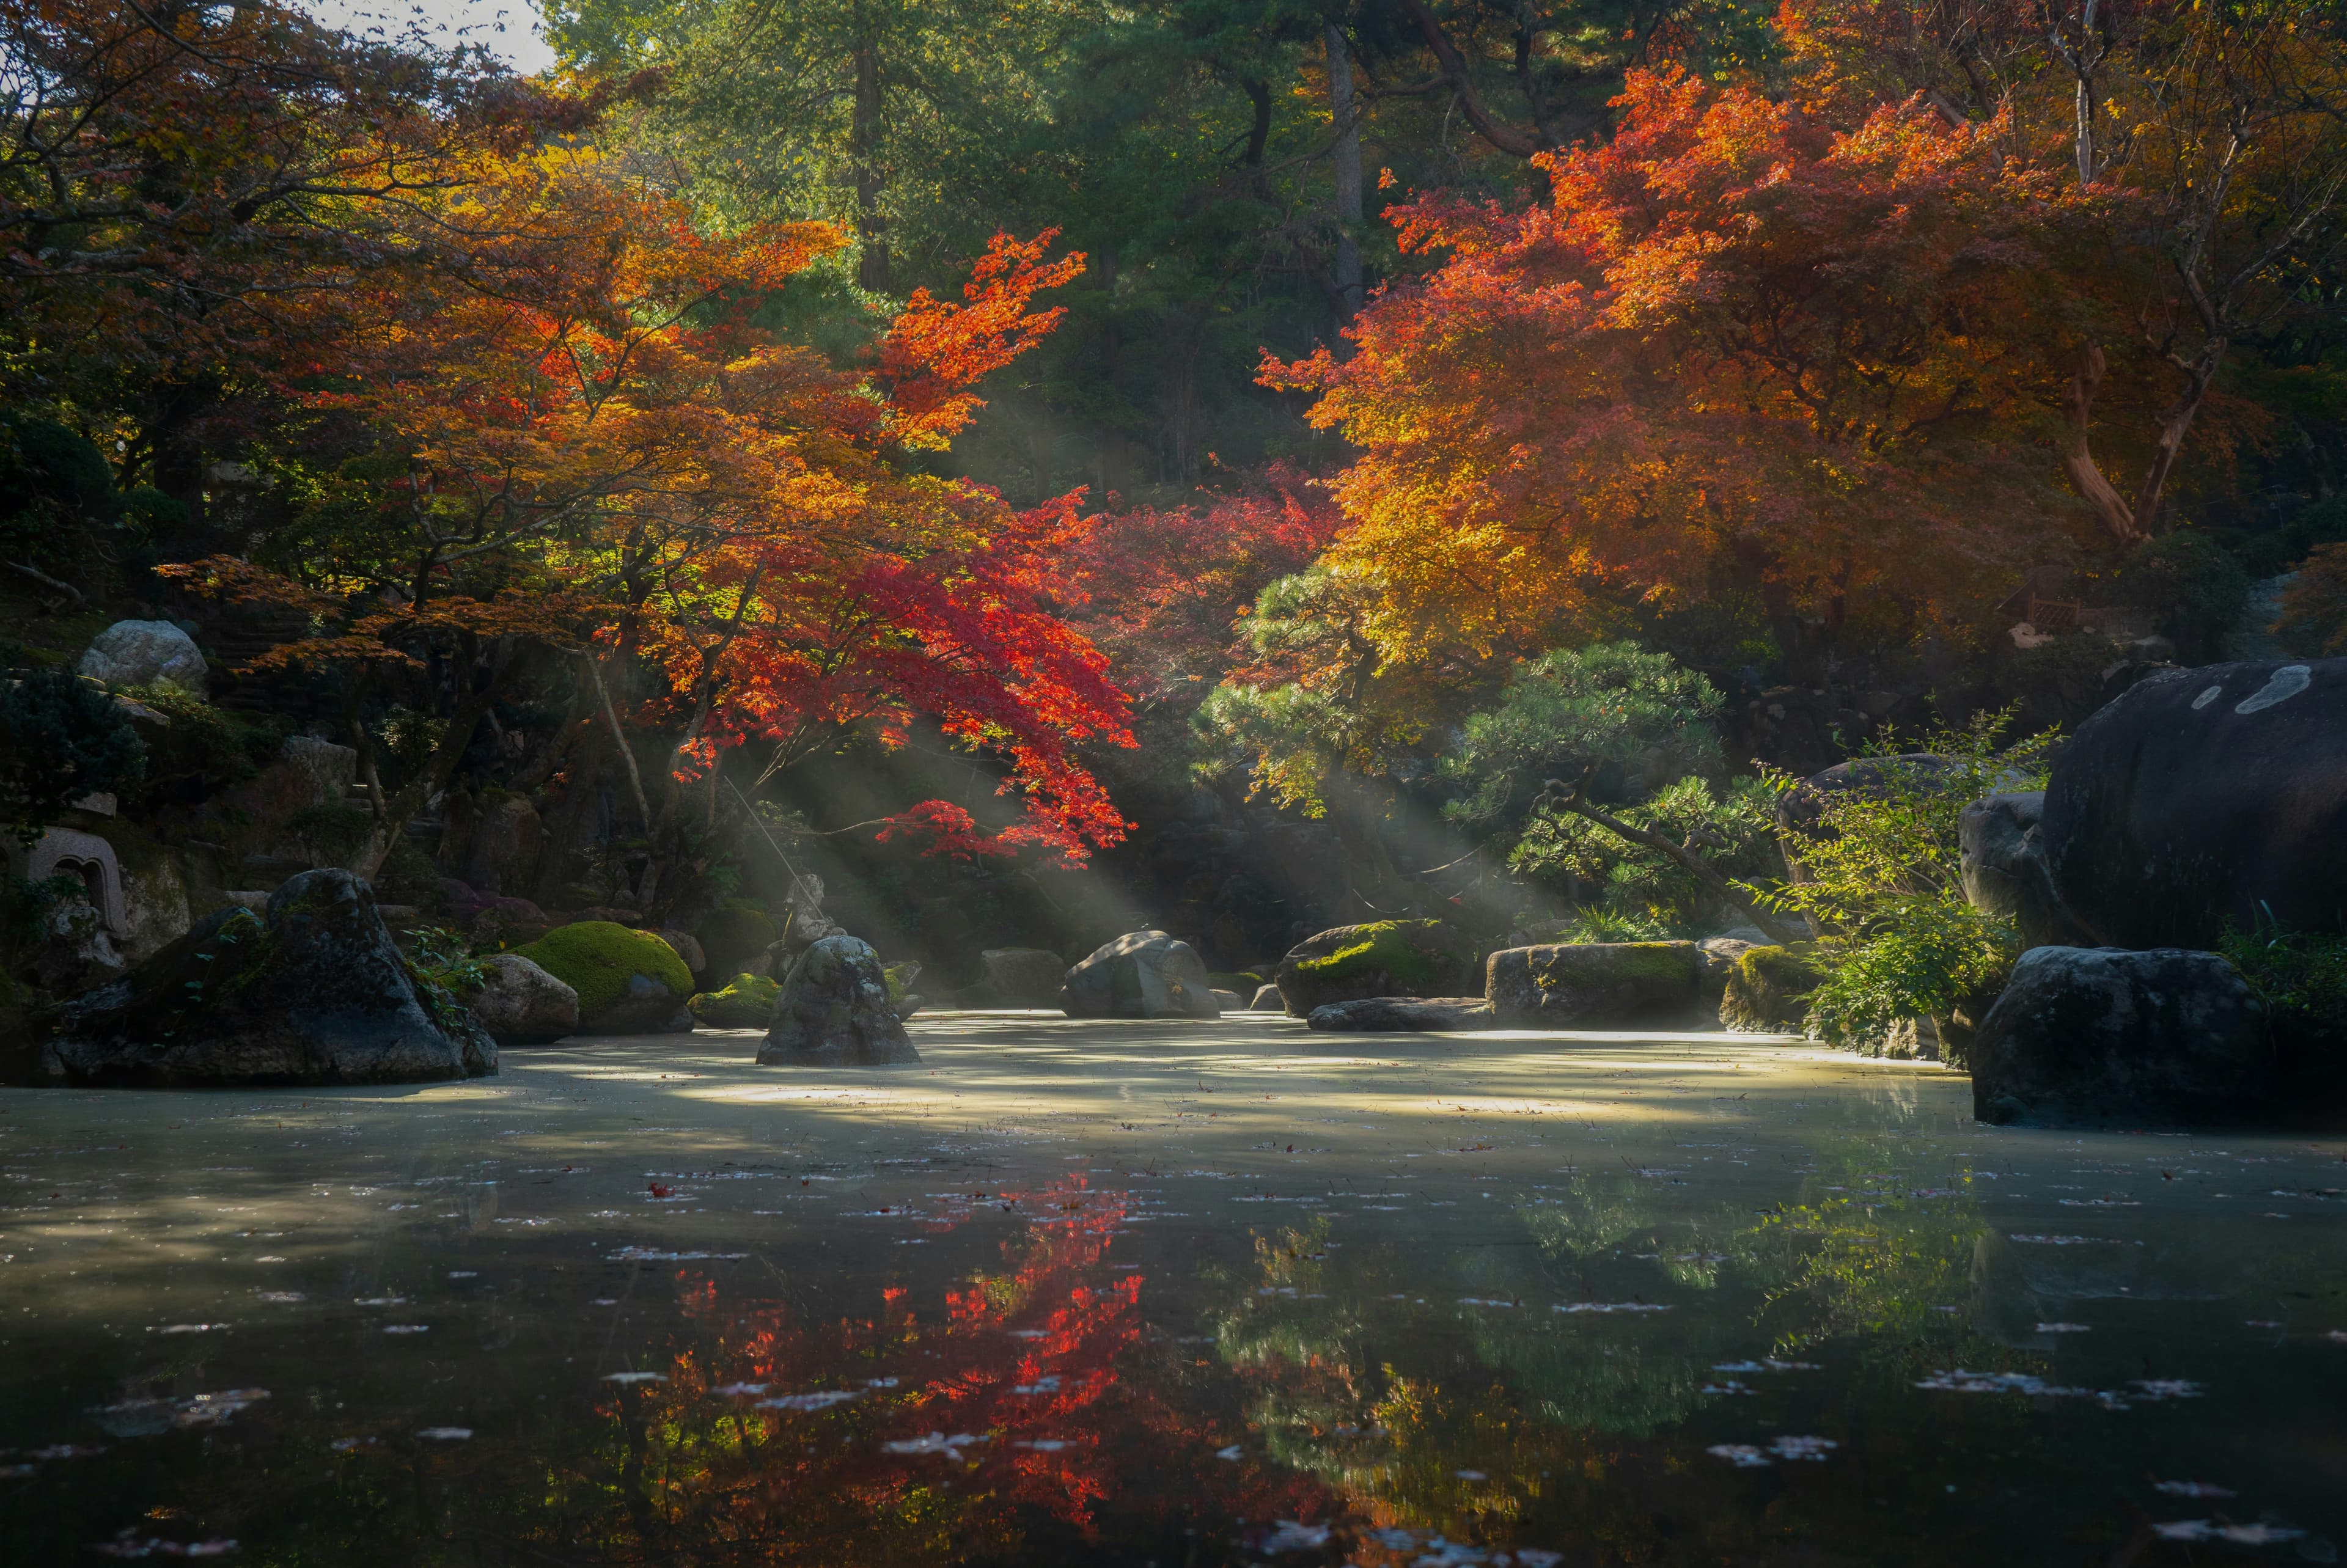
[1718,945,1820,1033]
[1276,920,1481,1018]
[1486,941,1702,1027]
[695,904,780,978]
[689,972,780,1030]
[515,921,694,1034]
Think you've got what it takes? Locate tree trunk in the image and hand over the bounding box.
[2058,343,2148,547]
[1326,26,1364,324]
[852,38,889,292]
[2131,336,2227,529]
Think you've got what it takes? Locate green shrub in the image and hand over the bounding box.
[2117,529,2250,662]
[407,926,490,997]
[1758,711,2055,1049]
[2219,917,2347,1047]
[0,668,146,843]
[515,921,692,1019]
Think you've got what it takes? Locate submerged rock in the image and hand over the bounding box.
[1970,947,2272,1128]
[1060,931,1220,1019]
[513,921,694,1034]
[759,936,920,1066]
[1306,996,1495,1032]
[467,953,578,1045]
[1486,941,1702,1027]
[2040,659,2347,947]
[33,869,494,1086]
[1274,920,1481,1018]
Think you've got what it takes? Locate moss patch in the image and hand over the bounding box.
[517,921,692,1019]
[689,972,780,1028]
[1292,921,1453,989]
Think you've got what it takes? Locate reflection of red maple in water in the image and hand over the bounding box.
[575,1178,1332,1561]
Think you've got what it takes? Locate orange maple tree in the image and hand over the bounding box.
[168,150,1128,891]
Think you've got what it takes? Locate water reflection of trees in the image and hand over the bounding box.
[506,1176,1332,1564]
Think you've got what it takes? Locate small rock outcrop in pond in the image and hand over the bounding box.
[759,936,920,1066]
[1969,947,2272,1128]
[513,921,694,1034]
[466,953,578,1045]
[1059,931,1221,1019]
[1274,920,1480,1019]
[1716,945,1819,1033]
[1486,940,1702,1027]
[690,972,779,1029]
[32,868,495,1086]
[1306,996,1495,1031]
[2038,659,2347,948]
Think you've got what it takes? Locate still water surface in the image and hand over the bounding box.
[2,1015,2342,1563]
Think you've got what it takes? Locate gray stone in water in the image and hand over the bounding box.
[759,935,920,1067]
[77,620,208,694]
[1059,930,1220,1019]
[1486,941,1703,1027]
[2040,659,2347,948]
[32,868,495,1086]
[1248,982,1285,1011]
[980,947,1067,1003]
[466,953,578,1046]
[1306,996,1496,1032]
[1970,946,2271,1129]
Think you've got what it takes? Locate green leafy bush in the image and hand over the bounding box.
[1505,775,1780,934]
[2219,916,2347,1047]
[118,683,282,805]
[0,668,146,843]
[2116,529,2250,661]
[408,926,490,997]
[1759,711,2055,1047]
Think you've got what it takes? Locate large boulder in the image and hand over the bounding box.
[759,936,920,1066]
[1274,920,1481,1019]
[466,953,578,1045]
[513,921,694,1034]
[689,972,780,1029]
[1970,947,2274,1128]
[1717,945,1820,1032]
[656,928,707,978]
[1307,996,1495,1032]
[980,947,1067,1003]
[77,620,207,695]
[2040,660,2347,948]
[32,869,495,1086]
[1486,941,1703,1027]
[1060,931,1221,1019]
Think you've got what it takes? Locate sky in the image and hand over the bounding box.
[295,0,557,74]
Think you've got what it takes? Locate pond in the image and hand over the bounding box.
[2,1015,2341,1564]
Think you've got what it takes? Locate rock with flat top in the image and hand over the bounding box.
[1486,942,1701,1027]
[1306,996,1495,1032]
[1970,946,2271,1128]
